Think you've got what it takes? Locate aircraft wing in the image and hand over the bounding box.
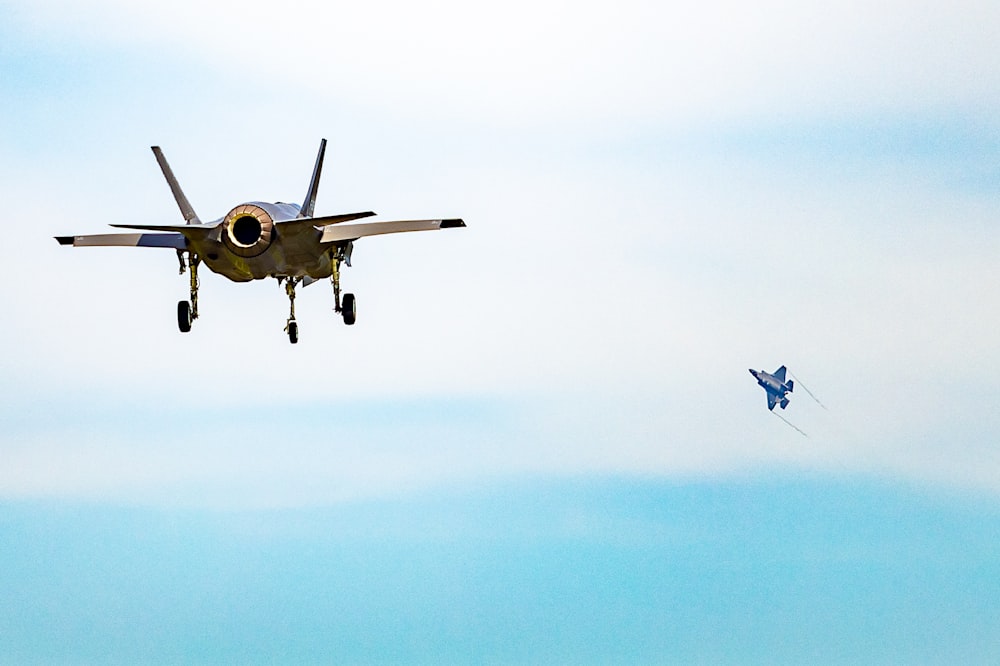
[320,218,466,243]
[773,365,787,382]
[56,233,187,249]
[767,393,778,411]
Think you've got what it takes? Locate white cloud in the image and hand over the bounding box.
[6,144,1000,506]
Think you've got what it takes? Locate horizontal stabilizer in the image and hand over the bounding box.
[110,222,219,238]
[320,218,466,243]
[55,233,187,249]
[281,211,377,227]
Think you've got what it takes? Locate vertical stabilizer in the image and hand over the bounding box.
[300,138,327,218]
[151,147,201,225]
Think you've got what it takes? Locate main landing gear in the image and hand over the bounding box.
[174,245,360,343]
[330,250,356,327]
[176,250,200,333]
[283,276,301,344]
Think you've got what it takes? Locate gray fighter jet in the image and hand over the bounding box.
[749,365,795,410]
[56,139,465,343]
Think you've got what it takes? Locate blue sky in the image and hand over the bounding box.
[4,478,1000,663]
[3,0,1000,661]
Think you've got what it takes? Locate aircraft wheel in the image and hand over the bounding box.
[342,293,356,325]
[177,300,192,333]
[288,321,299,344]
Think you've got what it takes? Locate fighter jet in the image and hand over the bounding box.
[55,139,465,343]
[749,365,795,410]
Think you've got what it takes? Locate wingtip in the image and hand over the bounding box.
[55,236,74,245]
[441,218,466,228]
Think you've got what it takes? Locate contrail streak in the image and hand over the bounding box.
[773,411,809,437]
[790,372,827,410]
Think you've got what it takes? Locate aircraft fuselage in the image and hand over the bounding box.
[185,201,340,283]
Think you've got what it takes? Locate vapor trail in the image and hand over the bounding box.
[772,411,809,437]
[790,372,827,410]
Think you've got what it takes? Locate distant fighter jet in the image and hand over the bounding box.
[56,139,465,343]
[749,365,794,410]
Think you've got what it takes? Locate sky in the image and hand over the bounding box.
[2,0,1000,662]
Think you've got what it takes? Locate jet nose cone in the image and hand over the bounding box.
[748,369,756,376]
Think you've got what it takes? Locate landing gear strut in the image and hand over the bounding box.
[176,250,200,333]
[283,276,301,344]
[331,244,356,326]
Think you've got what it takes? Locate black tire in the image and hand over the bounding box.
[288,321,299,344]
[342,293,356,326]
[177,300,192,333]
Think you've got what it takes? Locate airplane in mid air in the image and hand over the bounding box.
[749,365,794,410]
[56,139,465,343]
